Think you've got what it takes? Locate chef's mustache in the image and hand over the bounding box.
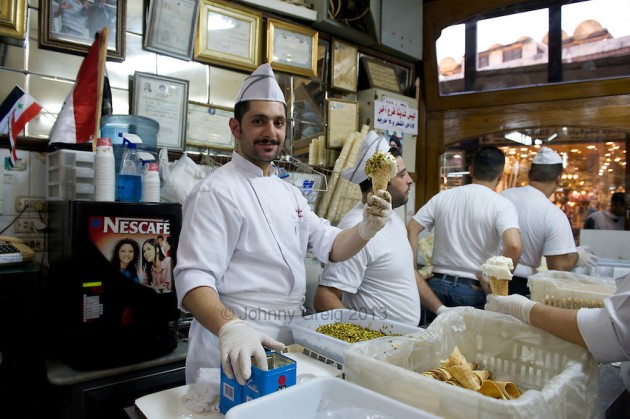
[254,138,280,145]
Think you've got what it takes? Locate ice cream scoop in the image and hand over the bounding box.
[365,150,397,197]
[481,256,514,296]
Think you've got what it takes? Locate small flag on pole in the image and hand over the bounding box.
[0,85,43,167]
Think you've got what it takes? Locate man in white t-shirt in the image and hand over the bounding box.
[407,146,521,322]
[501,147,598,295]
[315,133,436,326]
[584,192,626,230]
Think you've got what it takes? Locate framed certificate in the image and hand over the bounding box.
[326,99,358,150]
[144,0,200,61]
[266,18,318,78]
[0,0,27,40]
[132,72,189,152]
[194,0,261,71]
[331,39,358,92]
[361,56,403,94]
[186,102,234,150]
[39,0,126,61]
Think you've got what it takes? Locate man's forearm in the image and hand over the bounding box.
[546,252,579,271]
[182,286,236,335]
[416,271,442,314]
[314,286,345,312]
[529,303,586,348]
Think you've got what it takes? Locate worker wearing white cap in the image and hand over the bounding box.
[407,146,522,323]
[175,64,393,386]
[315,132,439,326]
[500,146,598,295]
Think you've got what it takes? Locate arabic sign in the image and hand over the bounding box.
[374,98,418,135]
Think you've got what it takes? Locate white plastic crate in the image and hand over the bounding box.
[224,376,438,419]
[46,150,95,201]
[528,270,616,308]
[344,308,599,419]
[289,309,423,363]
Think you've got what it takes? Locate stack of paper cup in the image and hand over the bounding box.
[142,162,160,203]
[94,137,115,201]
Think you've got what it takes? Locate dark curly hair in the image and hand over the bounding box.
[111,238,140,279]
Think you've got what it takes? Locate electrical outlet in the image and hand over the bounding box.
[26,237,45,252]
[14,218,39,233]
[15,196,47,212]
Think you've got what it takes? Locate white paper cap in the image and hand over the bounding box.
[341,131,390,184]
[532,146,563,165]
[235,63,286,105]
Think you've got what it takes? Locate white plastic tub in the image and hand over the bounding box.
[344,307,600,419]
[224,376,438,418]
[289,309,423,363]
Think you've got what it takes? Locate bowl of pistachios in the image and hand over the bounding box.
[288,309,423,363]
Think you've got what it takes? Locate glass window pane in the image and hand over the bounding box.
[436,23,464,94]
[561,0,630,82]
[439,130,627,234]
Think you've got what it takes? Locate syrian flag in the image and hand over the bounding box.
[0,86,43,166]
[49,31,109,145]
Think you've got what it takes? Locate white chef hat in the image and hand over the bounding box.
[341,131,390,184]
[532,146,563,165]
[235,63,286,105]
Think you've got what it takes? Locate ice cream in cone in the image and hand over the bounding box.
[365,150,398,198]
[481,256,514,296]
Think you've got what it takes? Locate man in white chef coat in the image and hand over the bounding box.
[406,146,522,322]
[174,64,393,385]
[486,273,630,391]
[315,133,441,326]
[501,147,598,295]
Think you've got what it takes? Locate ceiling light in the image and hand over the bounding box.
[504,131,532,145]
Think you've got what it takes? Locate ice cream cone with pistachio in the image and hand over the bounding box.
[365,150,397,200]
[481,256,514,296]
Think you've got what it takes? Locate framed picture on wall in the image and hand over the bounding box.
[0,0,27,40]
[331,39,358,92]
[194,0,262,72]
[186,102,234,150]
[144,0,200,61]
[39,0,126,61]
[266,18,318,78]
[132,72,189,152]
[326,98,358,149]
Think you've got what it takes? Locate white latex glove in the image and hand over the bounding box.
[218,319,285,385]
[575,245,599,268]
[436,305,454,315]
[485,294,537,324]
[358,190,393,240]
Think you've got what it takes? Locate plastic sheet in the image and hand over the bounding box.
[344,307,599,419]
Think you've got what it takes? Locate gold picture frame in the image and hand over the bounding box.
[331,38,358,93]
[194,0,261,72]
[266,18,318,78]
[0,0,27,40]
[39,0,126,61]
[326,98,358,150]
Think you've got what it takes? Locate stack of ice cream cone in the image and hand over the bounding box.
[481,256,514,296]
